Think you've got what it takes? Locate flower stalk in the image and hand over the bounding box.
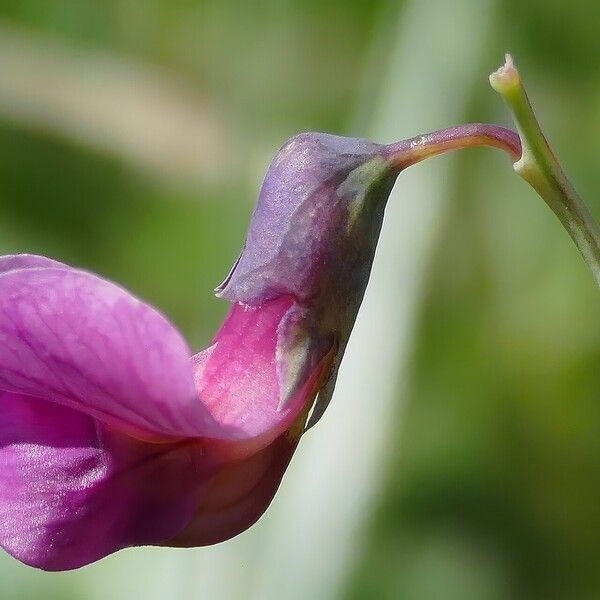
[385,123,521,168]
[490,53,600,287]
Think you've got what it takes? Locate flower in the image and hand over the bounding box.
[0,127,520,571]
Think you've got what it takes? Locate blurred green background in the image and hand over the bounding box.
[1,1,600,599]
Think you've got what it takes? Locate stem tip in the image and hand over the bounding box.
[489,53,520,95]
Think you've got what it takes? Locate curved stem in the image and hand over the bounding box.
[490,54,600,287]
[384,123,522,169]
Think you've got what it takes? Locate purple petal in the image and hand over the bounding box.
[213,134,400,428]
[169,424,299,548]
[216,132,388,305]
[0,266,222,439]
[192,296,336,456]
[0,254,67,274]
[0,392,208,570]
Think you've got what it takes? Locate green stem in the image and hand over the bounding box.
[490,54,600,287]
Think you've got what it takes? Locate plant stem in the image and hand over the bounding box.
[385,123,521,169]
[490,53,600,287]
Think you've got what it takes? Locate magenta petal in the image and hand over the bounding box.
[0,391,209,570]
[169,427,298,547]
[193,296,335,453]
[0,254,67,274]
[0,266,221,439]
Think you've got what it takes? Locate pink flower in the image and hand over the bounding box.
[0,254,334,570]
[0,127,520,570]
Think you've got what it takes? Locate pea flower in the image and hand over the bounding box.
[0,126,520,570]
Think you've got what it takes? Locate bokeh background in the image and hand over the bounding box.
[1,1,600,599]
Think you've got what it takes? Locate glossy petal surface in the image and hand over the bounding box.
[0,266,219,439]
[170,427,298,547]
[0,392,208,570]
[193,296,335,453]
